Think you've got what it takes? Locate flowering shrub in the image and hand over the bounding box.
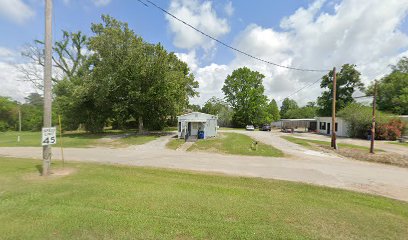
[376,119,406,140]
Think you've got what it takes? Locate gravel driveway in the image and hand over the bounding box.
[1,131,408,202]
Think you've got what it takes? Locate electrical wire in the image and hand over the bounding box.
[137,0,330,73]
[278,78,322,102]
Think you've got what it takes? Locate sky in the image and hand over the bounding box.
[1,0,408,106]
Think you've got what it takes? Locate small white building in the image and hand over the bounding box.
[315,116,349,137]
[177,112,218,139]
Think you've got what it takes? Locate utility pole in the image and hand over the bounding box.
[42,0,53,176]
[370,81,377,154]
[17,108,21,142]
[331,67,337,149]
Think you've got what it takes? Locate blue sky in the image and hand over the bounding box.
[1,0,408,105]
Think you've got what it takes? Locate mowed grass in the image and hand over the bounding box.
[389,141,408,147]
[1,157,408,239]
[188,132,283,157]
[166,137,185,150]
[281,135,377,151]
[0,131,158,148]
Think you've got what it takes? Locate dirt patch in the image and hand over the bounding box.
[23,168,77,181]
[319,145,408,168]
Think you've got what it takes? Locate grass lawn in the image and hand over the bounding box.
[1,157,408,239]
[281,135,375,151]
[166,137,185,150]
[219,127,246,131]
[0,131,158,148]
[188,132,284,157]
[389,141,408,147]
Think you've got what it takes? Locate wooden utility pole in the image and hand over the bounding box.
[331,67,337,149]
[370,81,377,154]
[42,0,53,176]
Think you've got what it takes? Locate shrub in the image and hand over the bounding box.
[338,103,402,140]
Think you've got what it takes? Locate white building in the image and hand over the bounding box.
[315,117,349,137]
[177,112,218,140]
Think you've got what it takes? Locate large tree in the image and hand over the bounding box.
[268,99,280,121]
[19,31,88,89]
[280,98,298,119]
[54,15,198,133]
[222,67,269,127]
[367,57,408,115]
[202,96,233,127]
[317,64,363,116]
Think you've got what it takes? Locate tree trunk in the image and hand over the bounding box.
[138,116,144,134]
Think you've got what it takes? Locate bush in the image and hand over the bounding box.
[338,103,403,140]
[376,119,406,140]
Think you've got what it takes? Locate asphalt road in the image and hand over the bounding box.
[1,130,408,202]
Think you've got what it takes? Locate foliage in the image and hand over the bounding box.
[222,67,270,127]
[338,103,405,140]
[280,98,298,119]
[376,119,406,141]
[0,97,18,131]
[317,64,364,116]
[284,106,317,119]
[54,15,198,133]
[268,99,280,121]
[202,96,233,127]
[367,57,408,115]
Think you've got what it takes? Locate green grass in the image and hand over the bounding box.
[0,131,158,148]
[188,132,284,157]
[219,127,246,131]
[281,136,376,151]
[1,157,408,239]
[389,141,408,147]
[166,138,185,150]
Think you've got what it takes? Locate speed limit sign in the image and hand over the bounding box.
[42,127,57,146]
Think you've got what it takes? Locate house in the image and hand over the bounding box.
[177,112,218,140]
[315,116,349,137]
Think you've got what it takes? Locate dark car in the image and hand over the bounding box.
[259,124,271,131]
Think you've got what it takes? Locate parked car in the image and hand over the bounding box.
[246,125,255,131]
[259,124,271,131]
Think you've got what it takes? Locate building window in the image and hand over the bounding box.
[335,123,338,132]
[178,122,181,132]
[320,122,326,130]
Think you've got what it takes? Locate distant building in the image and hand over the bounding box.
[177,112,218,140]
[315,117,349,137]
[272,119,317,131]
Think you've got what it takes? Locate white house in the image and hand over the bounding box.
[177,112,218,140]
[315,117,349,137]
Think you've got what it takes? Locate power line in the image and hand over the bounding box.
[137,0,330,73]
[278,78,322,102]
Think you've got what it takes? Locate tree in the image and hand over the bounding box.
[202,97,233,127]
[19,31,88,89]
[24,93,43,106]
[317,64,364,116]
[222,67,269,127]
[367,57,408,115]
[284,106,317,119]
[0,97,18,131]
[280,98,298,119]
[268,99,280,121]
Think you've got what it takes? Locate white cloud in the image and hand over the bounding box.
[91,0,111,7]
[0,62,36,102]
[0,0,35,24]
[224,1,234,17]
[184,0,408,106]
[166,0,230,50]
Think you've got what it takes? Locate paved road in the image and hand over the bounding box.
[1,130,408,202]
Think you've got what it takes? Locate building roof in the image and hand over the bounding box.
[177,112,217,120]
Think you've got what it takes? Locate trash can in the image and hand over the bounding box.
[198,131,205,139]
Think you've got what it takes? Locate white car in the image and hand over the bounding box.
[246,125,255,131]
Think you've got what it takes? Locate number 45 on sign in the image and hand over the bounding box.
[42,127,57,146]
